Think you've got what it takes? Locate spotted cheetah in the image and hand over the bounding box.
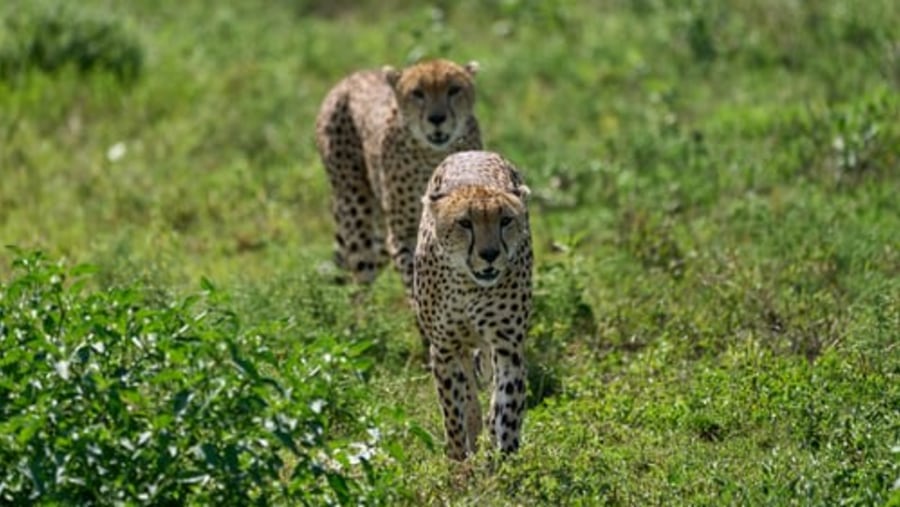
[414,151,533,461]
[315,59,482,297]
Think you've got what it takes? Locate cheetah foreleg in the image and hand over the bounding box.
[487,341,526,454]
[431,348,478,461]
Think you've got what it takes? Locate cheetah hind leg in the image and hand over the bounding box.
[318,101,383,285]
[331,233,384,294]
[372,236,389,270]
[370,212,390,271]
[331,229,386,289]
[326,170,382,285]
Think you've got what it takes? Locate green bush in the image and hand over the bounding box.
[0,3,142,82]
[0,249,391,505]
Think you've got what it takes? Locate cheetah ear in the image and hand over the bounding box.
[425,190,447,205]
[512,184,530,200]
[464,60,479,77]
[383,65,401,89]
[508,168,529,200]
[424,174,446,205]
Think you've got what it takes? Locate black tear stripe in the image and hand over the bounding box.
[466,204,475,259]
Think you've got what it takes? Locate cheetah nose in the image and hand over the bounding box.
[427,113,447,126]
[479,247,500,263]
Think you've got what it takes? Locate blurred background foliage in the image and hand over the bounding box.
[1,0,898,504]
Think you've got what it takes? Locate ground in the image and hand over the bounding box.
[0,0,898,505]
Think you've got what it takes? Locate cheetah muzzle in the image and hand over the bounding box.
[426,131,451,147]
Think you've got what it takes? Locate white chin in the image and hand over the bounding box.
[470,270,501,288]
[425,135,452,148]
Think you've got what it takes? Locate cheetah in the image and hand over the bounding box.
[315,59,482,297]
[414,151,533,461]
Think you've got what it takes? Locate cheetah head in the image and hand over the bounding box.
[384,59,478,150]
[427,184,530,288]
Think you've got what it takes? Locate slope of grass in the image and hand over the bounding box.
[1,0,898,504]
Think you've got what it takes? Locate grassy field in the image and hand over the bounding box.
[1,0,899,504]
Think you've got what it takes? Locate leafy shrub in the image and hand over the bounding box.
[0,3,142,82]
[0,250,391,505]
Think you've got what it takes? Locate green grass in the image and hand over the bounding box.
[1,0,899,504]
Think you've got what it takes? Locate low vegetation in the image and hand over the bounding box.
[1,0,898,504]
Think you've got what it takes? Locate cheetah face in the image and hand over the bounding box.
[385,59,478,150]
[429,185,529,288]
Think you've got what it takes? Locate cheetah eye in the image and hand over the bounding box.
[411,89,425,100]
[500,216,513,227]
[457,218,473,229]
[447,85,462,97]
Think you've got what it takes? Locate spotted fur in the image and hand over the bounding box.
[414,151,533,461]
[315,59,482,297]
